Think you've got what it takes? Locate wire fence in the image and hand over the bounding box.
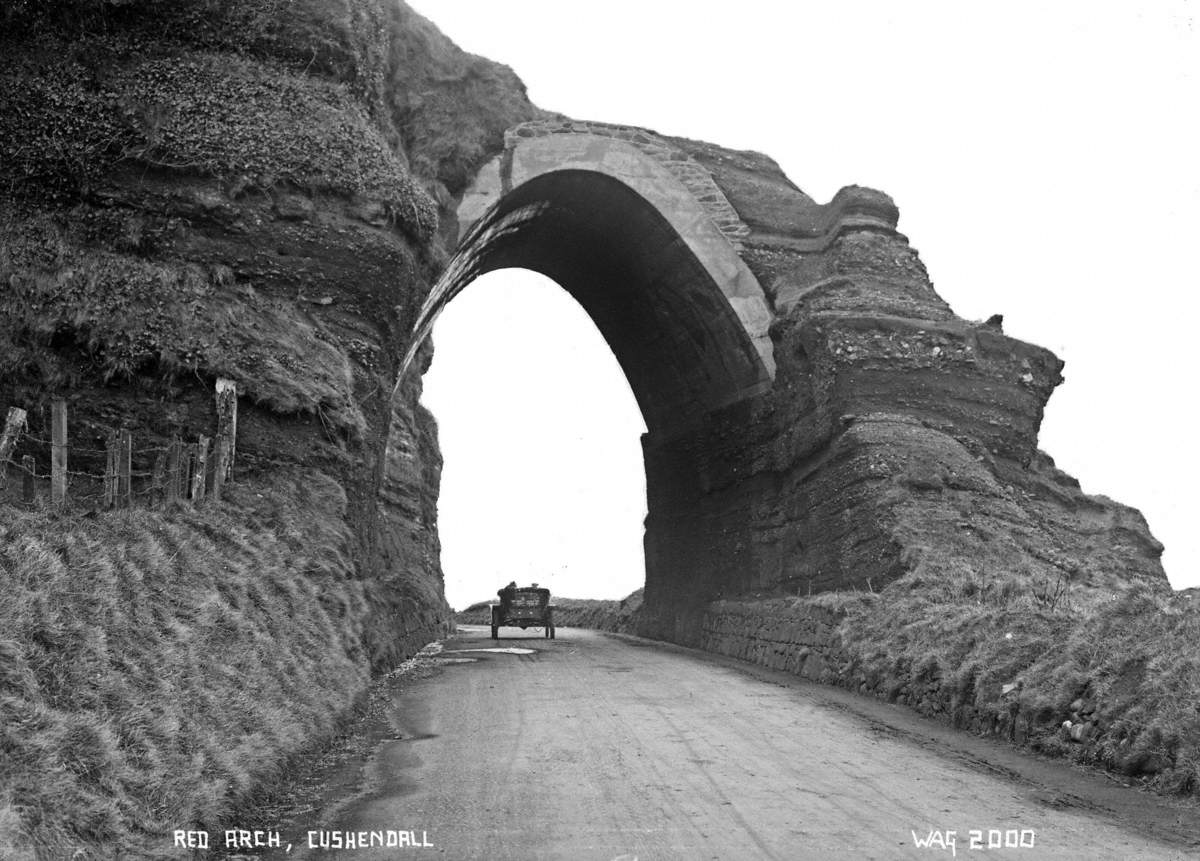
[0,379,238,513]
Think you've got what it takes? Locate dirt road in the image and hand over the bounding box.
[248,626,1197,860]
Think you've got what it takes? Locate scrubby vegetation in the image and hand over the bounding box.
[0,0,537,218]
[383,4,545,195]
[833,561,1200,798]
[0,202,368,434]
[0,0,538,422]
[0,471,377,859]
[704,551,1200,801]
[0,41,436,239]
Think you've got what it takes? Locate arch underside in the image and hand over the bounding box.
[415,170,773,436]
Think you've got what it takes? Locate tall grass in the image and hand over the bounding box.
[0,469,376,859]
[835,543,1200,797]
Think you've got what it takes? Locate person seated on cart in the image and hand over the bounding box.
[497,580,517,602]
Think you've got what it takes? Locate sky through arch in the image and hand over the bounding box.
[420,269,648,611]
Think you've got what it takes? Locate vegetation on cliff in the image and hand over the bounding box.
[0,0,536,211]
[0,199,376,436]
[0,0,536,417]
[0,32,436,237]
[834,554,1200,797]
[823,442,1199,796]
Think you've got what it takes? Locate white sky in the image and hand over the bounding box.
[413,0,1200,608]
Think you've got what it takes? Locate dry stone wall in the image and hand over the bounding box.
[700,596,1007,727]
[700,598,851,682]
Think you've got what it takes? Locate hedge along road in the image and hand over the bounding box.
[243,627,1198,861]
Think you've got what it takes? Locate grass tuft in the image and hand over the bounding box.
[0,468,381,858]
[828,561,1200,797]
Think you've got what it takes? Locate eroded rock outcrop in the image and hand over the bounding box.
[416,119,1166,644]
[651,137,1168,625]
[0,0,541,664]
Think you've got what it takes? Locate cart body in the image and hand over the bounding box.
[490,586,555,639]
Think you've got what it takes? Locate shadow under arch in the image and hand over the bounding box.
[404,168,775,437]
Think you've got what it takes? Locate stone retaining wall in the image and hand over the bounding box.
[699,595,1005,732]
[699,597,1016,735]
[699,597,852,683]
[697,595,1183,782]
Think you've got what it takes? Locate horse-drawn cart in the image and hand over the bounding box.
[491,585,555,639]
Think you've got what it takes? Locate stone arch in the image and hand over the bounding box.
[402,130,776,436]
[398,120,1155,652]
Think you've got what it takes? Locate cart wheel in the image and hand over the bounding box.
[544,625,550,639]
[491,625,498,640]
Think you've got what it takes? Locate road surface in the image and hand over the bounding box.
[246,626,1197,860]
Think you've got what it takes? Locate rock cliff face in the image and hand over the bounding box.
[0,0,539,669]
[413,117,1167,645]
[632,137,1167,642]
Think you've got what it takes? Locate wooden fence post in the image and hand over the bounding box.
[0,406,27,489]
[166,437,182,504]
[118,429,132,508]
[215,378,237,482]
[21,456,35,505]
[210,436,227,502]
[151,448,167,504]
[51,398,67,508]
[103,431,118,508]
[190,435,209,503]
[181,443,195,503]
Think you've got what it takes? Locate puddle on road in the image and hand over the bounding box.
[451,647,537,655]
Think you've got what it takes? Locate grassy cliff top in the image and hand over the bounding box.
[0,0,539,205]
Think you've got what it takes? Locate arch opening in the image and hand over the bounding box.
[400,140,785,641]
[421,270,648,611]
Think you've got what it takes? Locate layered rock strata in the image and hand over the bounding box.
[638,135,1166,642]
[0,0,542,666]
[420,120,1166,645]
